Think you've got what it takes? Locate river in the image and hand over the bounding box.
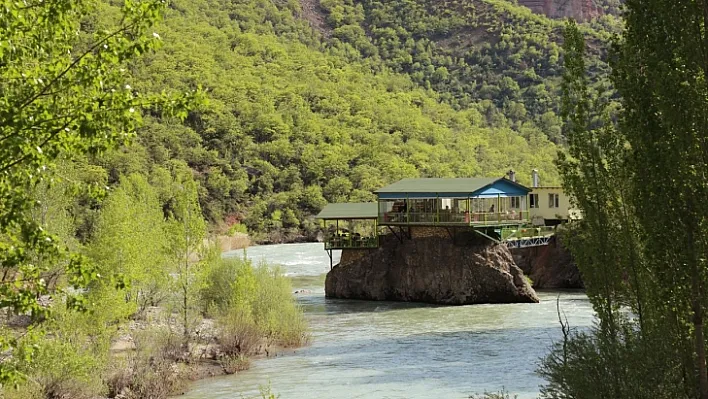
[182,243,594,399]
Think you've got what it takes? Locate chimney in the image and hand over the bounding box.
[532,169,540,188]
[507,169,516,182]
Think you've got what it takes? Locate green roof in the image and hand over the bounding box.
[315,202,378,220]
[374,178,498,194]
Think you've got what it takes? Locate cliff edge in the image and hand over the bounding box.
[512,236,583,289]
[325,228,539,305]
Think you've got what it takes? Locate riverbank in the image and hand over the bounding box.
[0,247,309,399]
[109,308,305,399]
[103,252,309,399]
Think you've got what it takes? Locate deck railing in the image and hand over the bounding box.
[500,226,556,241]
[379,211,530,226]
[325,235,379,250]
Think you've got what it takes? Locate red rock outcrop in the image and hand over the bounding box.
[518,0,603,21]
[325,230,539,305]
[512,235,583,289]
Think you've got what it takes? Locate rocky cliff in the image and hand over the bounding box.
[512,236,583,289]
[325,228,539,305]
[518,0,604,21]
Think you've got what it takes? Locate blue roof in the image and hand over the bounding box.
[375,177,530,199]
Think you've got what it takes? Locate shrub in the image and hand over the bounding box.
[228,223,249,235]
[217,308,262,356]
[468,390,517,399]
[5,307,113,399]
[1,384,43,399]
[250,265,309,347]
[106,329,186,399]
[200,256,309,348]
[219,353,250,375]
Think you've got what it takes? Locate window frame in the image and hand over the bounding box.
[548,193,559,208]
[511,196,520,209]
[529,193,539,209]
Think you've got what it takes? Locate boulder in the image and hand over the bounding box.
[325,230,539,305]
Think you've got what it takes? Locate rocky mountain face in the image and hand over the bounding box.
[519,0,604,21]
[325,229,539,305]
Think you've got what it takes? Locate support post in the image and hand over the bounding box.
[467,196,471,225]
[497,194,501,223]
[406,193,410,226]
[474,228,501,244]
[436,193,440,225]
[387,225,403,243]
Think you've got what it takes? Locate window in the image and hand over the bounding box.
[511,197,520,209]
[529,194,539,209]
[549,193,560,208]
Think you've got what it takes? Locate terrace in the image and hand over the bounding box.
[315,203,379,251]
[375,177,531,228]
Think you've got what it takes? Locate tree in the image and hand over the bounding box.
[542,5,708,398]
[0,0,197,384]
[612,0,708,396]
[88,174,171,316]
[541,20,645,398]
[166,170,207,345]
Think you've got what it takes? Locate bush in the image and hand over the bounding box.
[537,321,680,399]
[469,390,517,399]
[217,308,263,356]
[106,329,186,399]
[5,307,113,399]
[200,256,309,348]
[219,353,251,375]
[228,223,249,235]
[250,265,309,347]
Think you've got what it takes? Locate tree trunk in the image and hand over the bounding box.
[694,295,708,399]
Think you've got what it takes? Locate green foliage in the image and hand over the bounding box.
[166,174,208,341]
[228,223,249,235]
[3,301,122,398]
[319,0,616,132]
[542,4,708,398]
[0,0,200,384]
[109,0,567,242]
[202,256,308,347]
[88,173,171,316]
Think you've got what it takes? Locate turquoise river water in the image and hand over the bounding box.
[181,243,594,399]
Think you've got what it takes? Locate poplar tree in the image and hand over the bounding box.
[89,174,171,316]
[541,20,646,398]
[543,2,708,398]
[612,0,708,396]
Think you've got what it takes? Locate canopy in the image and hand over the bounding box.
[315,203,378,220]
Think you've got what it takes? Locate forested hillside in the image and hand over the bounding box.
[99,0,617,242]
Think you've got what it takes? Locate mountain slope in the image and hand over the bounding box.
[306,0,619,143]
[95,0,616,242]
